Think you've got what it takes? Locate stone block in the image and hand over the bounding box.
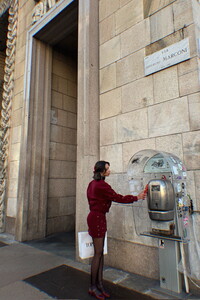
[15,45,25,64]
[153,66,179,103]
[53,50,66,62]
[150,5,174,43]
[63,95,77,113]
[121,76,153,113]
[107,173,131,196]
[11,126,21,144]
[52,74,68,95]
[62,128,77,145]
[100,117,117,146]
[144,0,175,18]
[48,178,76,197]
[100,63,116,93]
[26,11,33,29]
[14,76,24,95]
[17,31,26,49]
[183,24,197,58]
[117,109,148,143]
[99,14,115,45]
[100,144,123,173]
[15,61,25,80]
[47,215,75,235]
[192,0,200,28]
[7,179,18,198]
[9,161,19,179]
[48,197,75,218]
[183,131,200,170]
[47,197,75,218]
[55,110,77,129]
[52,55,77,82]
[155,134,183,160]
[148,97,189,137]
[179,70,200,96]
[99,0,120,22]
[52,91,63,109]
[189,93,200,131]
[57,109,67,127]
[68,80,77,98]
[11,108,22,127]
[10,143,20,161]
[173,0,193,32]
[116,49,144,87]
[120,0,132,7]
[100,87,121,119]
[178,57,198,77]
[60,197,75,215]
[67,112,77,129]
[6,198,17,218]
[13,92,23,111]
[120,18,150,58]
[18,13,26,35]
[49,142,77,161]
[50,124,63,143]
[115,0,143,35]
[145,30,183,56]
[122,139,156,171]
[51,109,58,125]
[49,160,76,179]
[24,0,35,16]
[106,237,159,278]
[48,198,59,218]
[100,36,120,68]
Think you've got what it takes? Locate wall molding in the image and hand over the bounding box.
[0,0,18,232]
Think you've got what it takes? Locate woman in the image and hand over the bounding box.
[87,161,148,300]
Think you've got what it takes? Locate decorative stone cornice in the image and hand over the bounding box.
[0,0,18,231]
[32,0,59,24]
[0,0,12,17]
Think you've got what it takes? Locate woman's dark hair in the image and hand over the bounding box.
[93,160,110,180]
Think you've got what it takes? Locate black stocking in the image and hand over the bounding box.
[98,254,104,285]
[91,236,105,289]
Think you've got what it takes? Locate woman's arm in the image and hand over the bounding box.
[101,182,147,204]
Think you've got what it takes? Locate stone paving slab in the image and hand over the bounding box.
[0,243,68,288]
[0,281,52,300]
[0,235,199,300]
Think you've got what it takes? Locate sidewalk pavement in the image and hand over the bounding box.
[0,232,199,300]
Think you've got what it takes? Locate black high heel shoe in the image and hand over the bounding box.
[97,284,110,298]
[88,287,105,300]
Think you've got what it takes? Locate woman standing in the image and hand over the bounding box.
[87,161,147,299]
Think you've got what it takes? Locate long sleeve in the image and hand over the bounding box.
[87,179,138,214]
[100,181,138,204]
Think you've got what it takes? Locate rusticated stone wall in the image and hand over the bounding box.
[47,49,77,235]
[99,0,200,278]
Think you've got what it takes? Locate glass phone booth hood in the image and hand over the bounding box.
[127,149,190,294]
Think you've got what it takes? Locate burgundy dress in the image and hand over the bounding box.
[87,179,138,238]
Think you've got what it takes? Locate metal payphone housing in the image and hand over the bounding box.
[127,149,189,294]
[148,179,175,221]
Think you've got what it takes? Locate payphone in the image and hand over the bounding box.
[148,179,175,221]
[127,149,190,294]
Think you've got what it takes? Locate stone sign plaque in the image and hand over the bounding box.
[144,38,190,76]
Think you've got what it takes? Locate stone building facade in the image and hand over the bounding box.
[0,0,199,282]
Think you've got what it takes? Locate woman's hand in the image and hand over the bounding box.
[137,185,148,200]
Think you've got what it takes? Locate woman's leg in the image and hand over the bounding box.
[97,252,110,298]
[90,236,105,289]
[97,253,104,285]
